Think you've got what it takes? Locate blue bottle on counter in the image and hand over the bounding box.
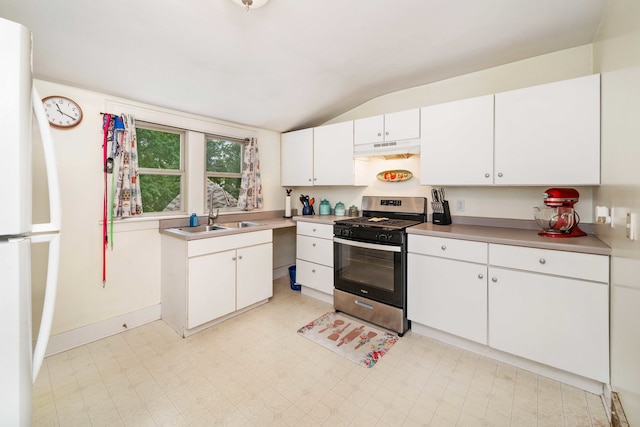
[189,213,198,227]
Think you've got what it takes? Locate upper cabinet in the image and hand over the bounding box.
[420,95,495,185]
[281,121,367,187]
[281,128,313,186]
[354,108,420,145]
[494,74,600,186]
[420,75,601,186]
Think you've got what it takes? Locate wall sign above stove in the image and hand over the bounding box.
[377,169,413,182]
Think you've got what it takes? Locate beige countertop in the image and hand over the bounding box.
[407,222,611,256]
[292,214,355,225]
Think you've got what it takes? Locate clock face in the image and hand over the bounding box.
[42,96,83,129]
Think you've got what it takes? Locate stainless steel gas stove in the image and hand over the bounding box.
[333,196,427,335]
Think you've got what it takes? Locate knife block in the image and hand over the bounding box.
[432,200,452,225]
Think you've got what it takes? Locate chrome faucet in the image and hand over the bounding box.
[208,189,219,225]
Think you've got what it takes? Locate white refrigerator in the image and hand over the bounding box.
[0,17,62,426]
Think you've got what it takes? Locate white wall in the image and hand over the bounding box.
[295,45,596,222]
[31,80,282,340]
[592,0,640,423]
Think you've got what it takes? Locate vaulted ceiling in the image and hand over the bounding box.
[1,0,608,132]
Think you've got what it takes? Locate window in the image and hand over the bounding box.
[136,123,185,213]
[205,136,245,209]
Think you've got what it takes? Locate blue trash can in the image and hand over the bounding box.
[289,265,300,291]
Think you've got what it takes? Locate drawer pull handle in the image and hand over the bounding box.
[498,172,503,177]
[312,243,316,247]
[355,300,374,310]
[441,245,446,250]
[238,255,242,260]
[485,173,490,178]
[313,228,316,232]
[539,258,546,265]
[478,273,484,279]
[312,269,316,273]
[491,277,497,282]
[232,256,237,261]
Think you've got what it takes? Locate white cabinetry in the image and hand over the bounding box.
[161,230,273,337]
[281,122,366,187]
[488,244,609,382]
[420,75,600,186]
[354,108,420,145]
[296,221,334,298]
[281,128,313,186]
[494,74,601,185]
[420,95,494,185]
[407,235,488,344]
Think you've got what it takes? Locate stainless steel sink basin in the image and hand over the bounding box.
[175,225,228,233]
[173,221,264,234]
[216,221,264,229]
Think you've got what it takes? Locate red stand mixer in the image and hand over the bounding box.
[534,188,587,238]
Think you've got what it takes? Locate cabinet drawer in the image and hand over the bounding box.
[297,221,334,239]
[408,235,487,264]
[296,259,334,295]
[296,235,333,266]
[188,229,272,258]
[489,244,608,282]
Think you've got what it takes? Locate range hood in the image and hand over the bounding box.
[353,138,420,159]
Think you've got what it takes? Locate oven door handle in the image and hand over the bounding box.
[333,237,402,252]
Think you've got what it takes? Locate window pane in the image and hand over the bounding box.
[206,139,242,173]
[137,128,181,170]
[140,175,182,212]
[207,177,241,208]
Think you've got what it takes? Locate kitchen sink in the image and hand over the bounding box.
[175,225,228,233]
[173,221,264,234]
[216,221,264,228]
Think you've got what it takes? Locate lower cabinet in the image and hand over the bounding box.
[161,230,273,336]
[295,221,334,297]
[488,244,609,383]
[408,235,488,344]
[407,234,610,383]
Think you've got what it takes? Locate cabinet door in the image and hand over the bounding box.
[187,250,236,329]
[296,259,334,295]
[494,74,600,185]
[408,254,487,344]
[313,121,357,185]
[354,115,384,145]
[281,128,313,186]
[488,267,609,382]
[236,243,273,310]
[420,96,494,185]
[384,108,420,141]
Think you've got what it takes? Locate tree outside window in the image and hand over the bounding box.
[136,124,184,213]
[206,137,244,209]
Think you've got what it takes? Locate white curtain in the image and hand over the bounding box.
[237,137,263,210]
[113,114,143,217]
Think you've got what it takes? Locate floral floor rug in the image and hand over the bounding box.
[297,311,398,368]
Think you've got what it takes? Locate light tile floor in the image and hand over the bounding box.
[33,277,610,426]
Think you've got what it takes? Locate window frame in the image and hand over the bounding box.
[103,100,258,220]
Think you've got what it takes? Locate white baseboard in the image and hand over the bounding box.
[45,304,161,356]
[273,264,293,280]
[411,322,606,396]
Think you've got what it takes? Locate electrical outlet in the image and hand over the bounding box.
[455,199,465,212]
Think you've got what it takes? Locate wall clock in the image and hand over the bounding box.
[42,96,83,129]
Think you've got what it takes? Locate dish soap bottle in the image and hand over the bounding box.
[190,213,198,227]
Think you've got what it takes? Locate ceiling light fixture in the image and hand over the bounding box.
[232,0,269,11]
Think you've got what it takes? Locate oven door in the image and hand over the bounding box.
[333,237,405,308]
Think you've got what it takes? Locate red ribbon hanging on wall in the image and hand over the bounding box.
[101,114,112,286]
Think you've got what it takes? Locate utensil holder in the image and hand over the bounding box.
[432,200,452,225]
[302,205,314,215]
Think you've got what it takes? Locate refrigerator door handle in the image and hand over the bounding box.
[31,86,61,234]
[30,233,60,381]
